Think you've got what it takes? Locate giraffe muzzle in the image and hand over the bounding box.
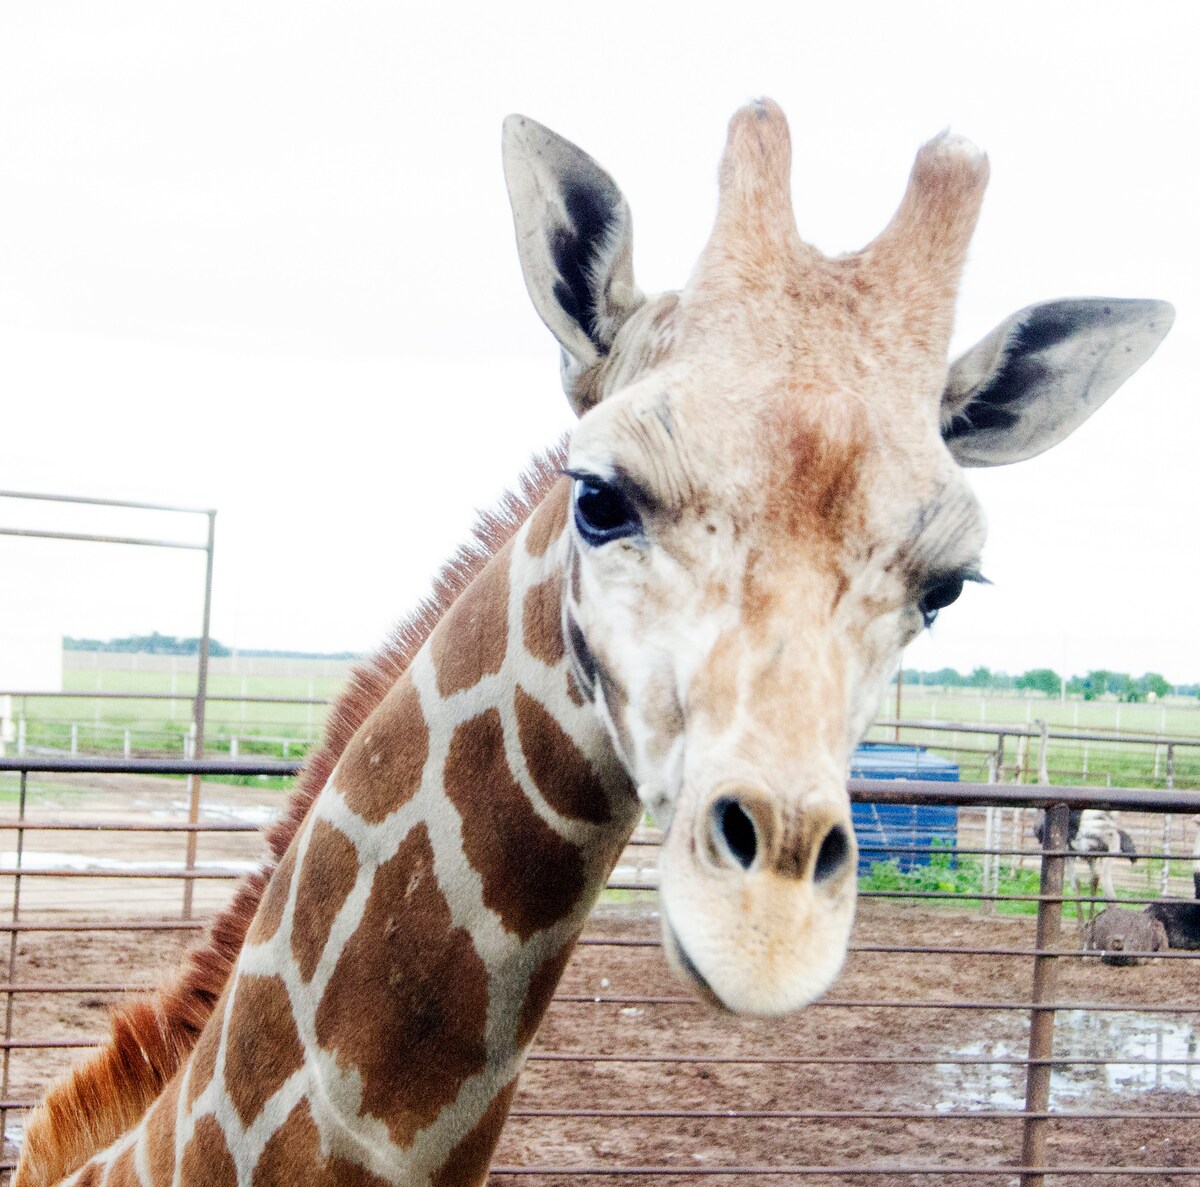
[704,786,856,886]
[658,781,858,1015]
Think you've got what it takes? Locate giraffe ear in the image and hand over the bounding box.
[941,298,1174,467]
[503,114,644,415]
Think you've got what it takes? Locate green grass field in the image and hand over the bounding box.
[11,654,353,759]
[7,657,1200,789]
[867,687,1200,791]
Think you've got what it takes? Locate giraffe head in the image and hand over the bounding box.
[504,100,1172,1015]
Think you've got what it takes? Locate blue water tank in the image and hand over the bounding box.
[850,743,959,874]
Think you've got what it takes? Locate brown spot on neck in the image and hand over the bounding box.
[186,988,225,1109]
[179,1116,237,1187]
[253,1099,390,1187]
[247,843,297,945]
[224,973,305,1127]
[291,819,360,980]
[338,679,429,824]
[144,1077,181,1187]
[523,574,566,666]
[523,478,570,558]
[445,709,586,940]
[514,686,611,825]
[314,824,490,1148]
[429,548,512,697]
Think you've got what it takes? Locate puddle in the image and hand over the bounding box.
[1052,1010,1200,1099]
[142,798,280,827]
[937,1010,1200,1110]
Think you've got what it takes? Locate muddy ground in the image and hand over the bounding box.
[3,900,1197,1186]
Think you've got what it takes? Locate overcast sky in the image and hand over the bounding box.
[0,1,1196,683]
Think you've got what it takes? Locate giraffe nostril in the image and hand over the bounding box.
[813,824,851,884]
[711,797,758,871]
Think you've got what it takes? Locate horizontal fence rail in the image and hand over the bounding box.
[0,758,1197,1182]
[7,687,1200,798]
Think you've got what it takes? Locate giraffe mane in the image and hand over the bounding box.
[15,443,569,1187]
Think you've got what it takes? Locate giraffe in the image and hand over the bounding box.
[16,100,1172,1186]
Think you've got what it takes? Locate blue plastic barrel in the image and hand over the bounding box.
[850,743,959,874]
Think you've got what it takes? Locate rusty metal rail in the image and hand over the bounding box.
[0,758,1197,1182]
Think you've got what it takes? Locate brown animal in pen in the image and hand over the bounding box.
[1083,907,1168,966]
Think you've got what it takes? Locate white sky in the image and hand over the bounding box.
[0,1,1196,681]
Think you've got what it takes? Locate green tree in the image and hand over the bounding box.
[1108,672,1137,702]
[1016,668,1060,697]
[926,667,964,688]
[1137,672,1171,699]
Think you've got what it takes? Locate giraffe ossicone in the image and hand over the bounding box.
[18,100,1172,1187]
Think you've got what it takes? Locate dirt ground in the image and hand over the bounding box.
[3,900,1198,1186]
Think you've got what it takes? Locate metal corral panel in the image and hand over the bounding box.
[851,744,959,874]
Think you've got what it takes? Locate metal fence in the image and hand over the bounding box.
[0,758,1198,1184]
[7,687,1200,794]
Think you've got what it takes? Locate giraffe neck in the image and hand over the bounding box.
[70,481,639,1187]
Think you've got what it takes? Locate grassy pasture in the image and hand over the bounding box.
[7,657,1200,788]
[883,687,1200,737]
[13,654,354,759]
[865,686,1200,791]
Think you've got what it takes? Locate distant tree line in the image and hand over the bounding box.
[902,666,1197,701]
[59,638,1200,698]
[63,633,360,661]
[65,632,232,657]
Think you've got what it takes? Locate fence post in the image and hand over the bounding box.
[1017,734,1030,785]
[123,728,132,759]
[982,754,1000,913]
[1152,741,1176,898]
[983,808,996,916]
[1,771,28,1152]
[1020,802,1069,1187]
[181,509,216,921]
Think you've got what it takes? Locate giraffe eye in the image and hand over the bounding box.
[572,477,641,546]
[918,573,968,628]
